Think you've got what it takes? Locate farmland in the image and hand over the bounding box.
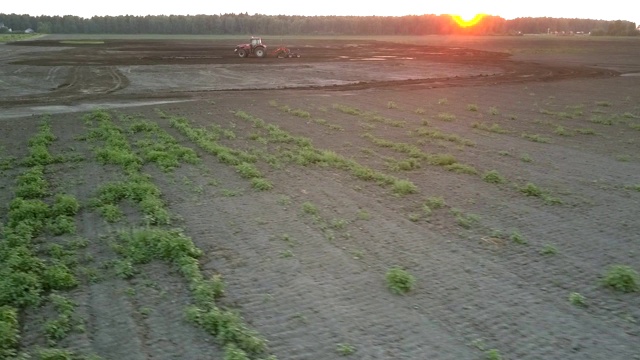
[1,34,639,360]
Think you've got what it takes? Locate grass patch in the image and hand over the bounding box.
[453,209,480,229]
[424,196,445,209]
[488,106,500,116]
[436,112,456,122]
[576,128,596,135]
[472,122,508,134]
[540,244,558,255]
[485,349,503,360]
[568,292,587,307]
[415,127,475,146]
[482,170,506,184]
[385,267,415,295]
[445,163,478,175]
[602,265,639,293]
[520,153,533,163]
[336,343,356,356]
[553,126,574,136]
[392,179,418,195]
[589,115,614,125]
[251,178,273,191]
[467,104,478,112]
[0,306,19,358]
[510,230,527,245]
[519,182,561,204]
[302,201,319,215]
[521,133,551,143]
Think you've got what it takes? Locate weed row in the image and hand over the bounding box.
[333,103,406,127]
[166,114,273,191]
[0,120,88,358]
[83,110,274,359]
[234,110,417,195]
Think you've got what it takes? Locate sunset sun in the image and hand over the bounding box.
[451,13,485,27]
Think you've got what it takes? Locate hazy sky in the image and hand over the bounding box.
[3,1,638,24]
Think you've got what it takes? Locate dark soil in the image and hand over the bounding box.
[1,34,639,360]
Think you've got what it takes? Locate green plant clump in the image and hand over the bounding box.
[568,292,587,307]
[602,265,639,293]
[385,267,416,295]
[336,343,356,356]
[482,170,506,184]
[0,306,19,358]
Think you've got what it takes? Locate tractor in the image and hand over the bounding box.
[234,37,267,58]
[234,37,301,58]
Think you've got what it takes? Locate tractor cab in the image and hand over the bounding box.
[250,37,262,47]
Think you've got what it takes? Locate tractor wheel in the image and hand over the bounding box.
[237,49,247,58]
[254,47,266,58]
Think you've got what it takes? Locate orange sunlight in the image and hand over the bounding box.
[451,13,486,28]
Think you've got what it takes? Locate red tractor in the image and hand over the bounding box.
[234,37,267,58]
[234,37,301,58]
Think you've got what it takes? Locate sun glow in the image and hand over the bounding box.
[451,13,486,28]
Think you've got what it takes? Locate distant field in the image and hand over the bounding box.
[0,33,40,42]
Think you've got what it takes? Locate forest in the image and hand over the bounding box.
[0,12,638,36]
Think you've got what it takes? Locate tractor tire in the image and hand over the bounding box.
[237,49,248,58]
[254,47,266,58]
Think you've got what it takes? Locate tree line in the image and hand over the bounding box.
[1,13,638,36]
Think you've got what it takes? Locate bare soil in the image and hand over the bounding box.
[1,34,639,360]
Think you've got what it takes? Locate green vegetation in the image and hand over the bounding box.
[236,110,415,195]
[445,163,478,175]
[436,112,456,122]
[553,126,574,136]
[385,267,416,295]
[0,33,39,42]
[336,343,356,356]
[589,115,614,125]
[602,265,639,293]
[540,244,558,255]
[127,116,200,171]
[510,230,526,245]
[576,128,596,135]
[415,127,475,146]
[568,292,587,307]
[392,179,418,195]
[269,101,312,119]
[467,104,478,111]
[44,294,83,344]
[332,104,405,127]
[482,170,506,184]
[472,122,508,134]
[169,115,256,166]
[520,153,533,163]
[0,306,19,358]
[357,210,371,220]
[485,349,503,360]
[59,40,105,45]
[521,133,551,143]
[302,201,319,215]
[520,183,562,204]
[424,196,446,209]
[452,209,480,229]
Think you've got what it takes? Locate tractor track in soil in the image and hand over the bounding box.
[0,37,621,108]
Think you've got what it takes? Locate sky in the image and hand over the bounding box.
[2,1,638,25]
